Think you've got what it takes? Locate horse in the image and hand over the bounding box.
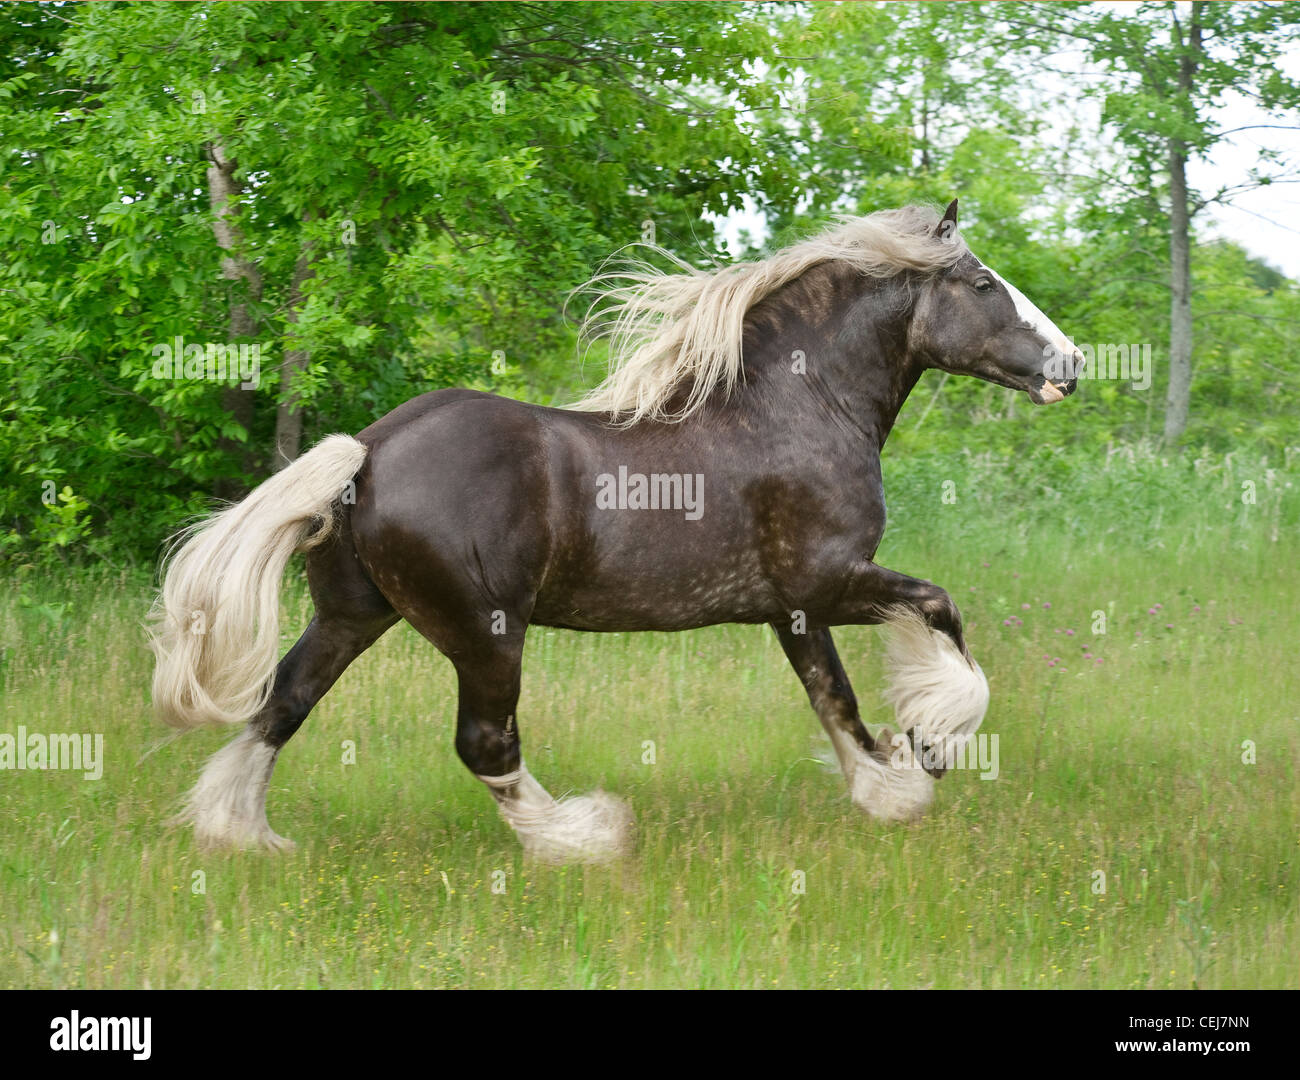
[149,199,1083,863]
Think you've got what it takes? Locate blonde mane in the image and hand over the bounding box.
[571,204,969,425]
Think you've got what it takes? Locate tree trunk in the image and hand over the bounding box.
[273,341,309,469]
[1162,2,1202,446]
[1164,138,1192,445]
[274,212,317,470]
[206,142,263,493]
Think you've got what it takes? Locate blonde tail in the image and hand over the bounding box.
[148,434,368,730]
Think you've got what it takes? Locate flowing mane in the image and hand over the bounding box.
[572,204,970,424]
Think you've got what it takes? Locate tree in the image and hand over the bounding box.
[0,1,799,561]
[992,0,1300,444]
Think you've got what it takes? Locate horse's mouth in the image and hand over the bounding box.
[1026,375,1076,405]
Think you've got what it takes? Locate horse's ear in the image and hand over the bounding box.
[934,198,959,241]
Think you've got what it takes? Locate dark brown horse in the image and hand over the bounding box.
[150,200,1082,862]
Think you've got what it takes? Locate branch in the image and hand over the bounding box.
[1211,124,1300,139]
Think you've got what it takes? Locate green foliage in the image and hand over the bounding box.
[0,1,798,562]
[758,0,1299,459]
[1,1,1297,566]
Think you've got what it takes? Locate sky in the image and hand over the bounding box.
[1196,109,1300,278]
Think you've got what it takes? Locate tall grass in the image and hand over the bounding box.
[1,448,1295,988]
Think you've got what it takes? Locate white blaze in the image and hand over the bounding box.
[985,266,1081,376]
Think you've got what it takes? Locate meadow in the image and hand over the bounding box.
[2,447,1296,989]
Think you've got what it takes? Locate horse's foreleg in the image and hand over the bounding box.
[831,562,990,779]
[773,624,934,822]
[454,644,632,864]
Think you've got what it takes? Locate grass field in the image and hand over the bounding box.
[2,449,1297,988]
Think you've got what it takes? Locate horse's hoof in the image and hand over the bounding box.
[848,750,935,823]
[516,790,634,864]
[187,819,297,853]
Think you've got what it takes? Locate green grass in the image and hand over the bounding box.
[2,454,1297,989]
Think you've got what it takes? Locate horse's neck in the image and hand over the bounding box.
[735,266,923,450]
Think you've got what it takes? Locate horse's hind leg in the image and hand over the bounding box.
[177,536,398,851]
[773,624,934,822]
[447,639,632,864]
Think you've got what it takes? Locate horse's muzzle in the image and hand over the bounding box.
[1027,374,1077,405]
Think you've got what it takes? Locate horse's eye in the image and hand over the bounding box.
[974,278,994,294]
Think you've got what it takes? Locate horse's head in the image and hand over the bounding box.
[909,200,1084,404]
